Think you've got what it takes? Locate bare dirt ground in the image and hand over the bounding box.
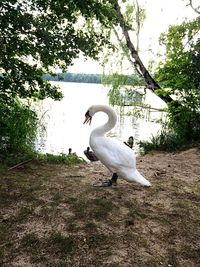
[0,148,200,267]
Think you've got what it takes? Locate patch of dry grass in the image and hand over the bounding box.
[0,148,200,266]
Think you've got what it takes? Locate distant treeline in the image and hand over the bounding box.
[43,72,101,84]
[43,72,143,86]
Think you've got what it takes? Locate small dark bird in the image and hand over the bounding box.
[84,147,99,162]
[124,136,134,149]
[68,148,77,156]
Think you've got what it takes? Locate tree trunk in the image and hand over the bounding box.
[115,2,173,103]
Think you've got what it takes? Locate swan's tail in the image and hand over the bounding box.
[128,169,151,187]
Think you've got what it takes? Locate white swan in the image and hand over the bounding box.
[83,105,151,187]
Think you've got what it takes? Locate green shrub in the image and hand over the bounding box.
[139,129,186,154]
[139,101,200,154]
[0,98,38,157]
[168,101,200,142]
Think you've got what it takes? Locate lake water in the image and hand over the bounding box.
[36,82,167,158]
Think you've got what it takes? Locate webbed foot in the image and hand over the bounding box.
[93,179,113,187]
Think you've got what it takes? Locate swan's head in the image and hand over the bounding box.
[83,106,96,125]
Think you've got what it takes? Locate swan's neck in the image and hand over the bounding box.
[91,105,117,137]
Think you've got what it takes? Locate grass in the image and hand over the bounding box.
[37,152,86,165]
[138,130,192,154]
[21,232,40,248]
[67,197,114,221]
[0,149,200,267]
[84,222,97,233]
[0,151,86,169]
[48,232,75,255]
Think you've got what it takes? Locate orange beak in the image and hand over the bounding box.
[83,115,92,125]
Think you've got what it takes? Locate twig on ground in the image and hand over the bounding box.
[8,159,33,170]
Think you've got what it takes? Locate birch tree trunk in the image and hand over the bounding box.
[115,2,173,103]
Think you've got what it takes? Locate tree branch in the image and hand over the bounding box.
[115,1,173,103]
[8,159,32,170]
[135,0,140,52]
[113,26,143,78]
[186,0,200,14]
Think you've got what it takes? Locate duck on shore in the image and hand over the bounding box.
[84,147,99,162]
[68,148,77,156]
[124,136,134,149]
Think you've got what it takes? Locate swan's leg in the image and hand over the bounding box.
[111,173,118,184]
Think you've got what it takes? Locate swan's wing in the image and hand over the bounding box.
[90,137,136,171]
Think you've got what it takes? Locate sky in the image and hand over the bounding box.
[68,0,198,74]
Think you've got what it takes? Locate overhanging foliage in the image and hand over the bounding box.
[0,0,117,102]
